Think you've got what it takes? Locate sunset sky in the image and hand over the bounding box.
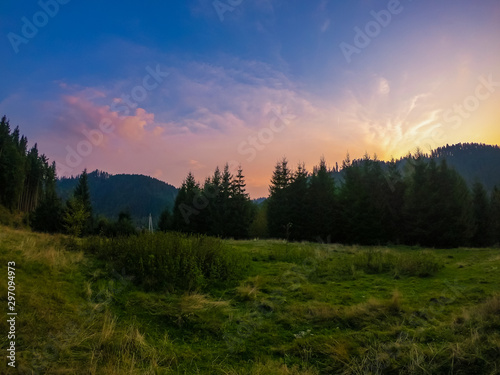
[1,0,500,198]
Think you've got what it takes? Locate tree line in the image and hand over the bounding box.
[263,153,500,248]
[0,115,57,213]
[161,164,255,239]
[0,117,135,236]
[2,115,499,247]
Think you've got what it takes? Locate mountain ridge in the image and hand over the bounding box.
[57,170,178,225]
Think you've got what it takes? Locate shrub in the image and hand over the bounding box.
[395,250,442,277]
[350,248,442,277]
[82,232,247,292]
[352,249,396,274]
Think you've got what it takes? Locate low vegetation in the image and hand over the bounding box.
[82,232,247,292]
[1,226,499,374]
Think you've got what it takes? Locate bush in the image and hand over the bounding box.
[395,250,443,277]
[352,249,396,274]
[82,232,247,292]
[0,204,29,229]
[351,248,442,277]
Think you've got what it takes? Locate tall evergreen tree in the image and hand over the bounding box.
[31,162,64,233]
[404,156,473,247]
[204,167,223,236]
[73,169,93,235]
[0,117,25,210]
[172,172,200,232]
[471,182,492,247]
[307,158,336,242]
[403,151,433,246]
[114,210,136,236]
[382,159,406,244]
[490,186,500,245]
[63,197,89,237]
[267,158,292,239]
[287,163,309,241]
[158,208,173,232]
[228,166,254,239]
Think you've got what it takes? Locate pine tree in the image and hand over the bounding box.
[307,158,336,242]
[471,182,492,247]
[490,186,500,245]
[0,117,25,210]
[158,208,173,232]
[404,156,473,247]
[114,210,136,236]
[403,151,433,246]
[228,165,254,239]
[31,162,64,233]
[63,197,89,237]
[172,172,200,232]
[382,159,406,244]
[73,169,93,235]
[288,163,309,241]
[204,168,223,236]
[267,158,292,238]
[431,159,473,248]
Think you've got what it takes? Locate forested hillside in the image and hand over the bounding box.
[57,171,178,224]
[0,116,62,230]
[332,143,500,192]
[431,143,500,191]
[259,151,500,248]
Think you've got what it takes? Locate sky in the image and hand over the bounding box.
[1,0,500,198]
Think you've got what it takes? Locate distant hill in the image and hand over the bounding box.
[57,170,178,225]
[430,143,500,192]
[332,143,500,192]
[252,197,267,205]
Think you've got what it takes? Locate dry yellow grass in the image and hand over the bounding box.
[180,293,230,314]
[236,275,263,301]
[1,225,84,270]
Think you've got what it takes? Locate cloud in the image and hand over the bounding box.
[29,58,353,197]
[5,40,499,198]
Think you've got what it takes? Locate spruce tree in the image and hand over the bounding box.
[73,169,93,235]
[490,186,500,245]
[63,198,89,237]
[288,163,309,241]
[307,158,336,242]
[228,165,254,239]
[471,182,492,246]
[403,151,432,246]
[382,159,406,244]
[172,172,200,232]
[31,162,63,233]
[267,158,292,239]
[158,208,173,232]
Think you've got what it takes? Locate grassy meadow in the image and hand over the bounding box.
[1,225,500,374]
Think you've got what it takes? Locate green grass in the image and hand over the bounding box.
[1,227,500,374]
